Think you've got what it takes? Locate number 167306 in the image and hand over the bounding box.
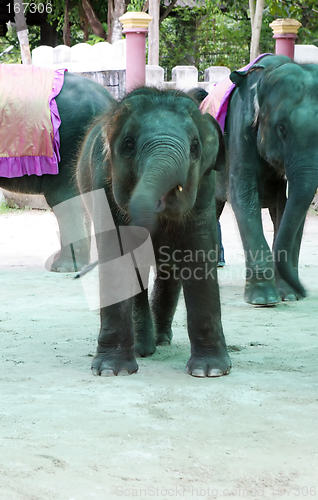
[7,3,53,14]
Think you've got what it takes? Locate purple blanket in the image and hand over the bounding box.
[0,66,66,178]
[200,54,272,132]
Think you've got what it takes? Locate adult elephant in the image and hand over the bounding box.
[76,87,231,377]
[203,54,318,305]
[0,68,114,272]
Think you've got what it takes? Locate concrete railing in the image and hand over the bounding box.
[294,44,318,64]
[146,65,231,92]
[32,42,318,98]
[32,41,127,99]
[32,41,126,72]
[32,41,231,96]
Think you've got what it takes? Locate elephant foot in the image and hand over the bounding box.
[276,278,302,301]
[186,342,231,378]
[134,318,156,357]
[244,280,281,306]
[50,248,89,273]
[155,328,173,346]
[91,347,138,376]
[134,339,156,358]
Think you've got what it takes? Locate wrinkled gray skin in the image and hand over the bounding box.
[77,87,231,377]
[216,55,318,306]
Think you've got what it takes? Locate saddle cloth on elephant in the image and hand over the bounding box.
[0,65,66,177]
[200,54,271,132]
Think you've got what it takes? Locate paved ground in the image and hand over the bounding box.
[0,204,317,500]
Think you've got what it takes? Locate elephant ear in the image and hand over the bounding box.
[230,66,264,97]
[230,54,291,91]
[230,54,292,105]
[228,66,265,129]
[229,55,293,129]
[198,112,225,176]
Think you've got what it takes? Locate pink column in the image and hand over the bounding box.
[123,27,148,92]
[272,34,297,59]
[119,12,152,94]
[269,19,302,60]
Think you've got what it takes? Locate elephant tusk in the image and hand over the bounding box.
[177,185,183,192]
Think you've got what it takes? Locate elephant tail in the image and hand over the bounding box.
[73,260,98,279]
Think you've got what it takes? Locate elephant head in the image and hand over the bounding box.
[231,58,318,298]
[104,87,224,233]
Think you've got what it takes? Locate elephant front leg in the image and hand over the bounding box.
[91,227,141,375]
[92,301,138,376]
[133,288,156,357]
[269,183,300,301]
[275,215,306,301]
[150,267,182,346]
[182,262,231,378]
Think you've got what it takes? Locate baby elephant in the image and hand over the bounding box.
[76,87,231,377]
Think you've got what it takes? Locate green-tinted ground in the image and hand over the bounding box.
[0,204,317,499]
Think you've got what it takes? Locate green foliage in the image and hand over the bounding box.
[159,7,198,78]
[159,0,318,79]
[86,24,108,46]
[0,200,11,214]
[1,0,317,79]
[0,200,22,213]
[0,23,21,63]
[267,0,318,45]
[30,0,108,46]
[127,0,146,12]
[196,4,252,71]
[159,3,254,78]
[267,0,313,19]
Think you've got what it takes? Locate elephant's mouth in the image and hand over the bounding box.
[155,185,184,214]
[154,184,193,224]
[156,197,166,213]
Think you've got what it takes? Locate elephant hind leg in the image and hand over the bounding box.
[45,192,91,273]
[216,199,225,219]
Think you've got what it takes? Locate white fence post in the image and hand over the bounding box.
[171,65,198,90]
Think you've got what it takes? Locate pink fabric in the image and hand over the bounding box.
[200,54,272,132]
[0,68,66,178]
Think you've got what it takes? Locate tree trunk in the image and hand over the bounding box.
[160,0,178,23]
[14,0,31,64]
[249,0,264,62]
[249,0,255,29]
[63,0,71,46]
[111,0,125,44]
[82,0,107,40]
[148,0,160,65]
[107,0,114,43]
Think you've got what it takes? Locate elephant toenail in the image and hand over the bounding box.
[100,369,115,377]
[208,368,224,377]
[190,368,206,377]
[117,369,130,376]
[56,267,68,273]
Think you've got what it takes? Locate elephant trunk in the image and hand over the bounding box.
[128,141,188,233]
[274,173,318,297]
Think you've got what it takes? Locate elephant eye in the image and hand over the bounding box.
[190,139,200,158]
[278,124,287,138]
[122,137,136,156]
